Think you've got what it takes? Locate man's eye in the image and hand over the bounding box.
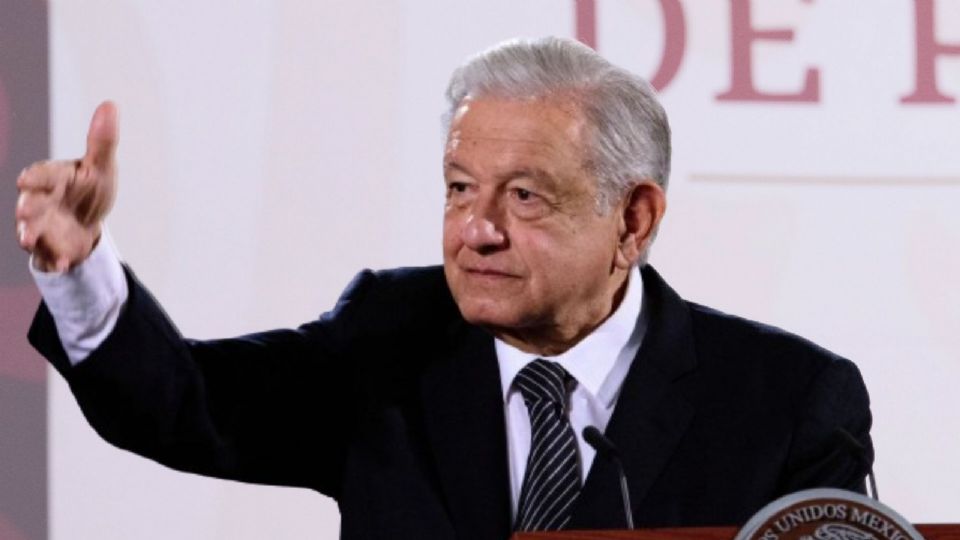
[447,182,468,195]
[446,182,475,205]
[508,187,551,219]
[512,188,539,202]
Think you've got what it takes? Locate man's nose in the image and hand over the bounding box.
[461,197,506,252]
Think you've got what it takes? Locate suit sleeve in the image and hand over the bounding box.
[29,265,380,498]
[777,356,874,495]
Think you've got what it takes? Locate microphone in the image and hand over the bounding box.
[835,428,879,501]
[583,426,634,529]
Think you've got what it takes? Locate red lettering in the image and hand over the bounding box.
[574,0,687,92]
[716,0,820,102]
[575,0,597,49]
[902,0,960,104]
[649,0,687,92]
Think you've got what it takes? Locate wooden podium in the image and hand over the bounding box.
[512,524,960,540]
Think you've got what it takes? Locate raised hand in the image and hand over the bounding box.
[15,101,119,272]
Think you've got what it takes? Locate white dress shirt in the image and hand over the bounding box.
[495,266,646,517]
[30,229,128,365]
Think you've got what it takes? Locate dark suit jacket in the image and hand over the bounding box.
[29,264,872,539]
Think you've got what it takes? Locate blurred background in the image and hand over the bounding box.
[1,1,958,538]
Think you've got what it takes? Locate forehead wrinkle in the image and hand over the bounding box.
[446,134,561,168]
[444,134,561,167]
[450,135,555,147]
[444,96,593,193]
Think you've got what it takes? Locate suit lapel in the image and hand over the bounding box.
[420,321,512,540]
[569,265,698,529]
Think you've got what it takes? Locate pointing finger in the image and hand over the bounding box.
[17,164,55,192]
[16,161,77,194]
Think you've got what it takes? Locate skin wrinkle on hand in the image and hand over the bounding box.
[14,103,117,272]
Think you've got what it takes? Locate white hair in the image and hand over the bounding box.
[444,36,671,212]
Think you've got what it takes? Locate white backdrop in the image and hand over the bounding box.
[46,1,959,538]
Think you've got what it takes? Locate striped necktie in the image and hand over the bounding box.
[513,359,582,531]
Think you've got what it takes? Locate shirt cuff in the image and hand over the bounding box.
[30,228,129,365]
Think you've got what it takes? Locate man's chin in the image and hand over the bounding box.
[455,301,524,331]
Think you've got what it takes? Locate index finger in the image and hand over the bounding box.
[16,161,77,192]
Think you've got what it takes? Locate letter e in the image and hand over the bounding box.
[716,0,820,102]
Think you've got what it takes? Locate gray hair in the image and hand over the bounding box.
[444,36,671,212]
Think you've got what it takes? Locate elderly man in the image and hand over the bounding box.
[16,37,872,539]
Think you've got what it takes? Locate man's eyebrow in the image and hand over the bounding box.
[443,162,560,188]
[443,161,472,178]
[498,167,558,186]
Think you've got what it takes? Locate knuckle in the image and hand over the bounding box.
[19,163,45,187]
[17,168,32,186]
[16,226,31,249]
[25,161,47,175]
[16,193,42,218]
[16,203,36,221]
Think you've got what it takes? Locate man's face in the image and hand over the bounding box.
[442,96,626,350]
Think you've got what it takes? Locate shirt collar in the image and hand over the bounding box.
[496,266,645,407]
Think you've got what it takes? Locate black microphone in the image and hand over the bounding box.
[835,427,879,501]
[582,426,634,529]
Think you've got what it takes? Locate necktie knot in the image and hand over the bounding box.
[515,359,571,406]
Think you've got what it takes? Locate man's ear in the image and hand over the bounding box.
[614,180,667,269]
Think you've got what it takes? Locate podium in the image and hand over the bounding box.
[512,524,960,540]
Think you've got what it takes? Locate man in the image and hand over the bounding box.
[16,37,872,539]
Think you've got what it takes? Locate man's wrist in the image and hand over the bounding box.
[29,223,103,273]
[30,226,128,365]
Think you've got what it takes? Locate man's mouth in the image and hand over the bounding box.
[464,267,519,278]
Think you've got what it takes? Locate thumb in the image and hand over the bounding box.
[83,100,119,169]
